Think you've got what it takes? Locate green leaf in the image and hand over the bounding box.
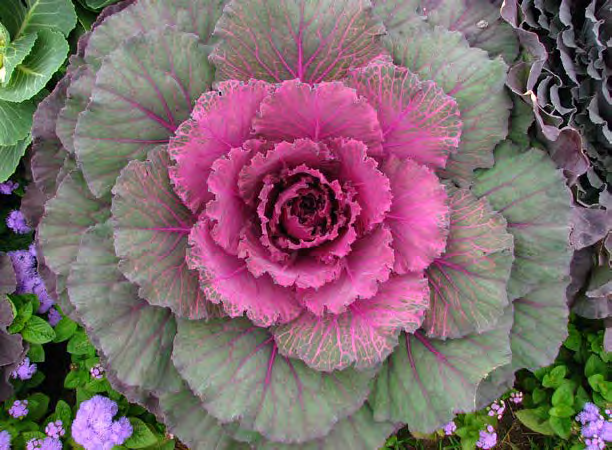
[585,354,606,378]
[67,330,95,356]
[21,431,46,442]
[0,0,77,38]
[0,135,30,182]
[55,399,72,427]
[563,324,582,352]
[52,316,77,343]
[548,416,572,439]
[549,405,575,418]
[542,366,567,389]
[26,392,49,421]
[532,387,547,405]
[21,315,56,344]
[83,0,121,9]
[27,343,45,362]
[551,382,575,407]
[7,298,33,333]
[0,99,35,146]
[515,409,555,436]
[588,374,605,393]
[0,33,37,85]
[0,30,69,102]
[64,369,88,389]
[124,417,159,449]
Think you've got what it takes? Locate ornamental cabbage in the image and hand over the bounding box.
[27,0,573,448]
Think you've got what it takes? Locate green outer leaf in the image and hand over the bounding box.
[111,147,210,319]
[84,0,227,69]
[0,99,35,146]
[515,409,555,436]
[0,30,68,102]
[210,0,387,84]
[157,385,245,450]
[473,144,572,300]
[370,315,511,433]
[74,29,214,197]
[1,33,37,85]
[173,317,375,444]
[67,222,182,394]
[0,135,31,183]
[424,187,514,338]
[85,0,124,9]
[389,24,510,183]
[21,315,56,344]
[0,0,76,38]
[124,417,158,449]
[37,170,110,278]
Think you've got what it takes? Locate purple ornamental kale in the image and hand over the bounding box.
[443,420,457,436]
[26,437,62,450]
[45,420,66,439]
[6,210,31,234]
[47,308,61,327]
[476,425,497,449]
[11,356,37,380]
[9,399,28,418]
[0,181,18,195]
[0,430,11,450]
[72,395,133,450]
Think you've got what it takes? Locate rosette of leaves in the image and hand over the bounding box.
[0,0,77,182]
[500,0,611,182]
[28,0,573,448]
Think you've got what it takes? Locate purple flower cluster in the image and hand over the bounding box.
[72,395,133,450]
[8,399,28,418]
[476,425,497,449]
[45,420,66,439]
[0,430,11,450]
[0,181,18,195]
[443,420,457,436]
[47,308,61,327]
[9,244,54,313]
[25,437,62,450]
[6,210,31,234]
[576,403,612,450]
[90,363,105,380]
[11,356,37,380]
[509,391,523,404]
[487,400,506,419]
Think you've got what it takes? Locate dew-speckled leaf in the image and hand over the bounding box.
[473,144,572,300]
[210,0,387,83]
[371,316,511,433]
[56,66,94,154]
[112,147,209,319]
[0,33,37,85]
[389,24,510,183]
[0,136,31,183]
[0,0,77,37]
[157,385,246,450]
[67,222,182,394]
[423,188,514,339]
[259,404,395,450]
[0,99,35,146]
[75,29,214,197]
[0,30,68,103]
[173,317,374,444]
[84,0,227,69]
[37,171,109,277]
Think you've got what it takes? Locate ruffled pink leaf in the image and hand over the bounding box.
[206,145,255,255]
[346,60,462,169]
[328,138,392,232]
[253,80,384,155]
[299,225,394,315]
[275,273,429,371]
[168,80,273,214]
[187,218,302,327]
[382,156,449,273]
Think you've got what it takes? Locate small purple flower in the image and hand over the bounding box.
[8,249,55,313]
[90,363,105,380]
[601,421,612,441]
[6,210,31,234]
[11,356,37,380]
[45,420,66,439]
[26,437,62,450]
[509,391,523,404]
[9,399,28,418]
[0,430,11,450]
[487,400,506,419]
[72,395,133,450]
[48,308,62,327]
[577,403,602,424]
[476,425,497,449]
[0,181,18,195]
[442,420,457,436]
[585,436,606,450]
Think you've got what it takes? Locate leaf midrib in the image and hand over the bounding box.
[15,0,43,40]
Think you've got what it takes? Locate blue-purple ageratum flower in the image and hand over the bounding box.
[487,400,506,419]
[9,245,54,313]
[576,403,612,449]
[45,420,66,439]
[509,391,523,404]
[8,399,28,418]
[476,425,497,449]
[11,356,37,380]
[0,181,18,195]
[48,308,62,327]
[443,420,457,436]
[72,395,133,450]
[25,437,62,450]
[90,363,105,380]
[6,210,31,234]
[0,430,11,450]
